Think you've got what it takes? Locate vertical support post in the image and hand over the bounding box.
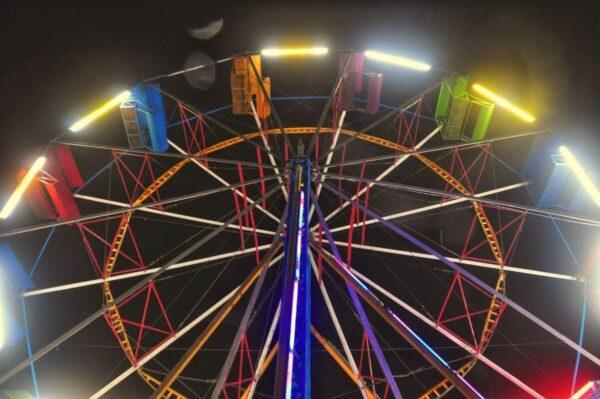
[273,157,311,399]
[21,298,40,399]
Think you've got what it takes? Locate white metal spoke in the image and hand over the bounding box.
[169,140,281,223]
[90,252,284,398]
[74,194,276,236]
[351,268,544,399]
[245,302,281,399]
[312,125,441,231]
[90,287,238,398]
[24,245,273,297]
[249,100,288,200]
[319,247,544,399]
[308,110,347,222]
[332,241,579,281]
[327,182,527,234]
[308,251,369,399]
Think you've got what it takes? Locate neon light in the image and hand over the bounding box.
[571,381,595,399]
[261,47,328,57]
[285,190,306,399]
[559,146,600,207]
[0,156,46,220]
[471,84,535,123]
[69,90,131,132]
[285,281,299,399]
[364,50,431,71]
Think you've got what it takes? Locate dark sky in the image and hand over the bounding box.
[0,2,599,398]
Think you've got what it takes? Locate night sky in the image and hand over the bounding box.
[0,2,599,398]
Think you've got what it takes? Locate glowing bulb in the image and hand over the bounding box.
[364,50,431,71]
[260,47,328,57]
[69,90,131,132]
[0,156,46,219]
[559,146,600,207]
[471,84,535,123]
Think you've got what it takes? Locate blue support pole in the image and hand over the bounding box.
[273,157,311,399]
[21,298,40,399]
[550,218,587,396]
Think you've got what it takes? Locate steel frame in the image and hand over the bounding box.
[7,77,598,399]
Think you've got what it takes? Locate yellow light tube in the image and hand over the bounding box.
[471,84,535,123]
[559,146,600,207]
[364,50,431,71]
[260,47,329,57]
[0,156,46,220]
[570,381,594,399]
[69,90,131,132]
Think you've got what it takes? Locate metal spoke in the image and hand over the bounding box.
[321,128,549,170]
[318,172,600,227]
[314,244,483,399]
[327,182,527,234]
[89,280,245,397]
[350,266,545,399]
[53,140,284,170]
[308,110,347,223]
[169,140,282,223]
[244,303,281,399]
[0,183,284,386]
[74,193,276,236]
[0,174,283,239]
[318,178,600,367]
[306,53,353,155]
[209,203,288,398]
[23,245,275,297]
[308,251,370,399]
[150,242,284,398]
[316,125,441,228]
[248,100,289,199]
[318,79,445,163]
[320,247,545,399]
[331,241,579,282]
[311,192,404,399]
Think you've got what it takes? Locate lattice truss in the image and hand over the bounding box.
[2,50,599,399]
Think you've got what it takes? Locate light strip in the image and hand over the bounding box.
[285,191,306,399]
[69,90,131,132]
[261,47,328,57]
[471,84,535,123]
[571,381,595,399]
[559,146,600,207]
[0,156,46,219]
[364,50,431,71]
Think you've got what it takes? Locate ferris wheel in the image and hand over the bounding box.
[0,46,598,399]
